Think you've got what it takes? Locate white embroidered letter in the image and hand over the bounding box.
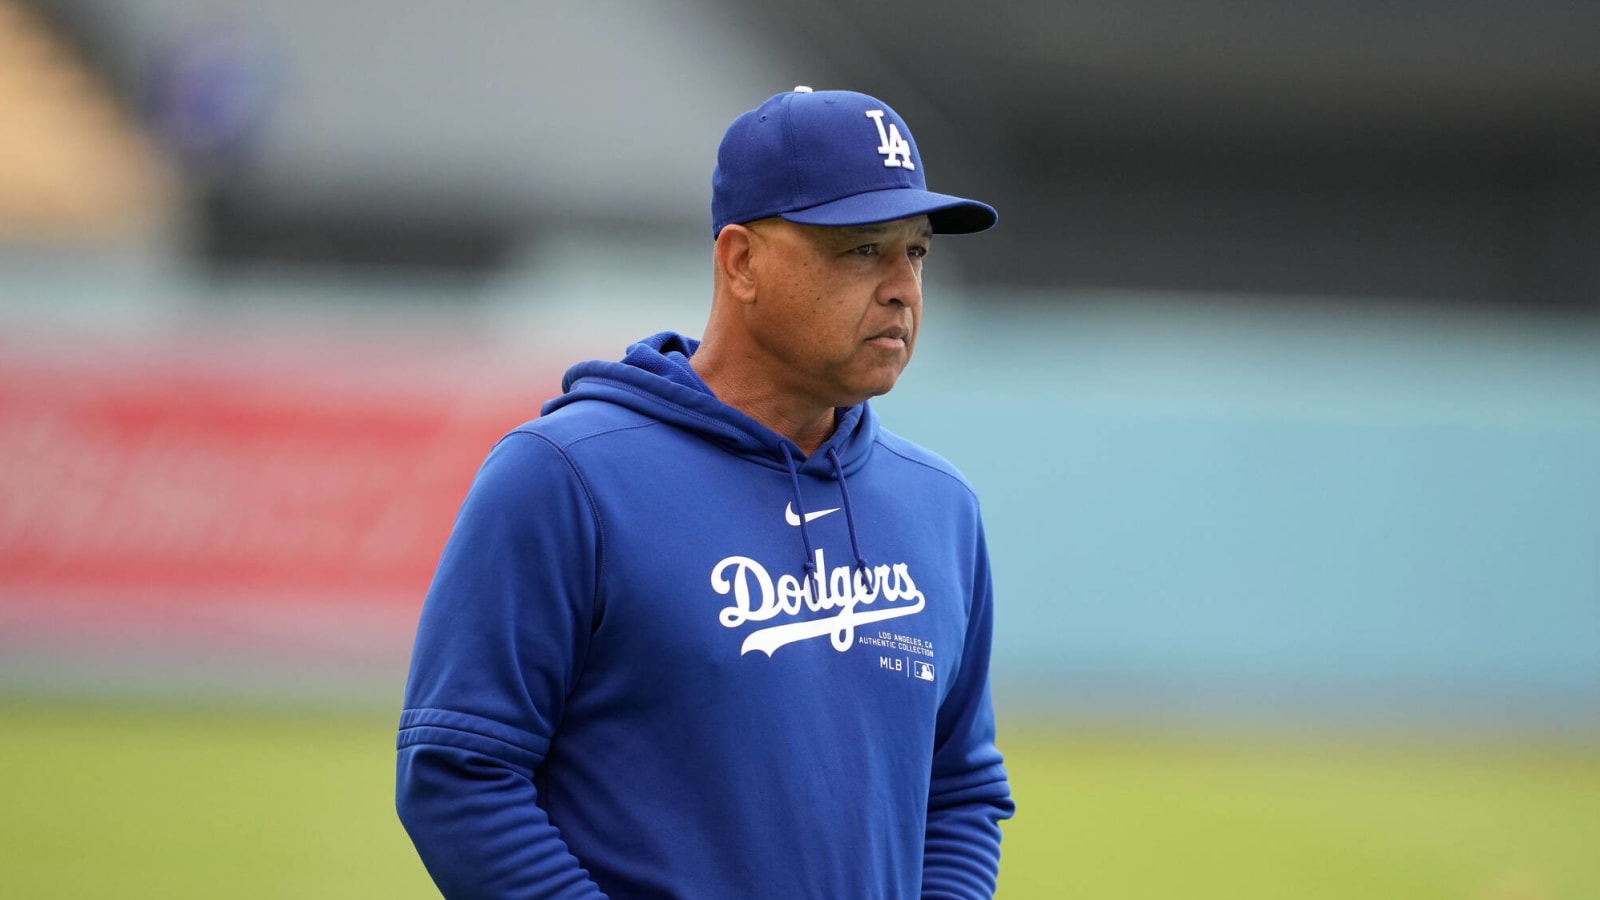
[712,556,777,626]
[865,110,915,170]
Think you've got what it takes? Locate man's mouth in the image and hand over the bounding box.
[867,325,910,346]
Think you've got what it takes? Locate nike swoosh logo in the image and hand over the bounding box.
[784,503,840,527]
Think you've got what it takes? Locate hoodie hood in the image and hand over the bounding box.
[543,331,880,478]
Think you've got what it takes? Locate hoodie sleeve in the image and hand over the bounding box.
[922,519,1015,899]
[395,431,609,900]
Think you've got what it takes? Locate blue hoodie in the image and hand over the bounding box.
[397,332,1013,899]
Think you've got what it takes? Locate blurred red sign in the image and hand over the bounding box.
[0,332,560,605]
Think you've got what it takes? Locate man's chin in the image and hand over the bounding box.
[858,373,906,402]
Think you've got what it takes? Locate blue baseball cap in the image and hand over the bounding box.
[711,87,997,237]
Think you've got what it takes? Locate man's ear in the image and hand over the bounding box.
[714,224,758,304]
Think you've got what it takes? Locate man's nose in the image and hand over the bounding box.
[879,255,923,306]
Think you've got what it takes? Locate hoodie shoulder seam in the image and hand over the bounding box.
[873,438,979,502]
[494,429,610,633]
[521,403,664,451]
[561,420,662,451]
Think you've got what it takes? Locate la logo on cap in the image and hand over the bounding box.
[865,110,915,170]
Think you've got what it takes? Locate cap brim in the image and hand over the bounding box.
[780,188,997,235]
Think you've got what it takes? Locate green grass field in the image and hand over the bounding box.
[2,698,1596,899]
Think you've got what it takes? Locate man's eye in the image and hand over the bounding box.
[852,244,879,256]
[909,246,928,259]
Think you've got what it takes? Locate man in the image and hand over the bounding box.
[396,86,1013,899]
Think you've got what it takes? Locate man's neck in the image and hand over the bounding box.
[691,351,836,456]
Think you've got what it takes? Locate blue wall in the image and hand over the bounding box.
[880,292,1600,727]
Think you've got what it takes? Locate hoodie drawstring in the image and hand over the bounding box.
[781,444,870,581]
[779,443,819,578]
[825,446,870,577]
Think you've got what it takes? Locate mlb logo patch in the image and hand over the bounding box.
[912,660,935,682]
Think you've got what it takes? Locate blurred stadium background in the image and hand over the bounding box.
[2,1,1598,897]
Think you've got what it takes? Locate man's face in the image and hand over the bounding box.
[743,214,931,409]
